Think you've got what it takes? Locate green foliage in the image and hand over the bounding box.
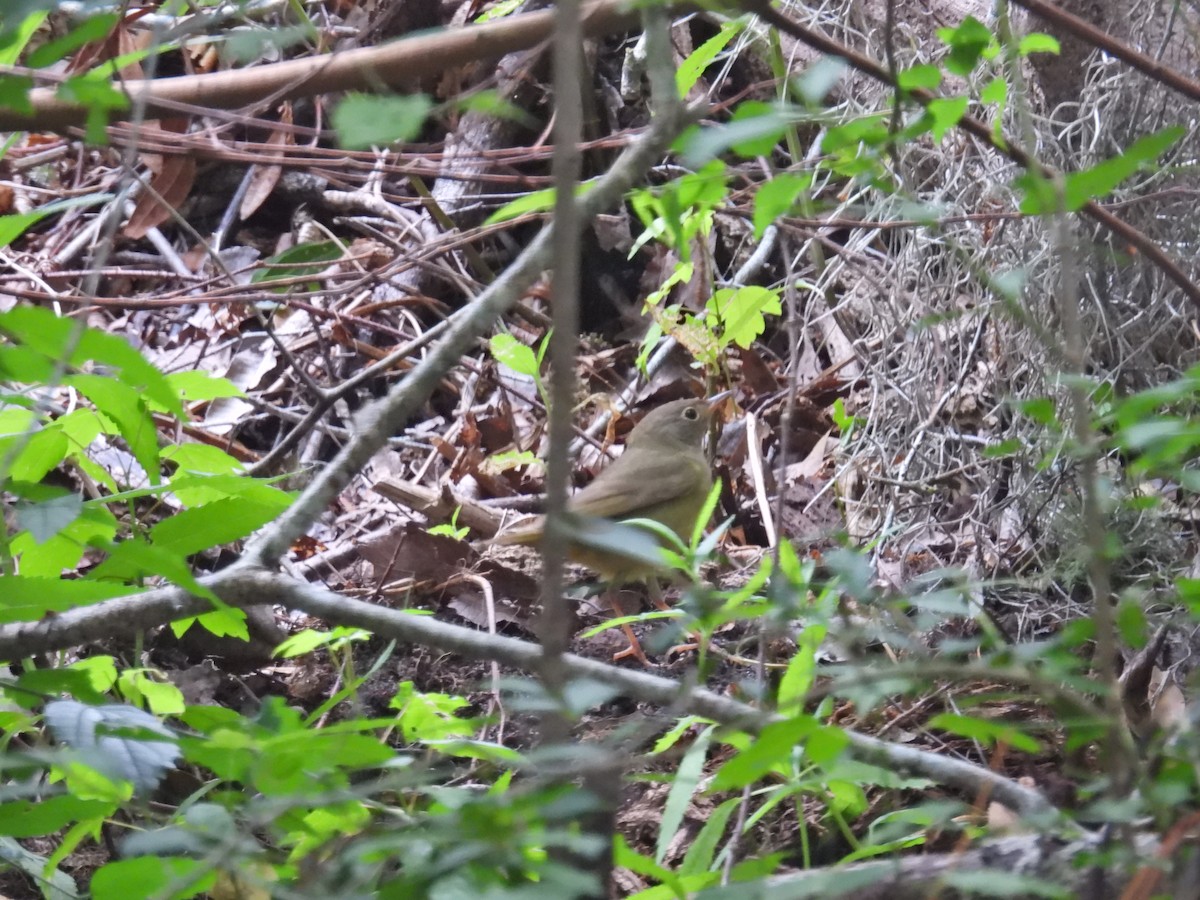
[484,179,597,226]
[0,306,290,637]
[1017,126,1186,214]
[489,329,551,405]
[250,241,344,291]
[629,161,728,260]
[427,506,470,540]
[937,16,995,76]
[332,93,432,149]
[676,19,746,97]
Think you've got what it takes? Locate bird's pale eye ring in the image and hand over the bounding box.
[683,406,699,420]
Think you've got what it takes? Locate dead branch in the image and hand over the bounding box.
[0,0,642,132]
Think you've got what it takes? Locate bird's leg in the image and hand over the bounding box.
[646,578,672,612]
[606,584,657,667]
[650,578,706,660]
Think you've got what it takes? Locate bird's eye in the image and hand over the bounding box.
[683,406,699,420]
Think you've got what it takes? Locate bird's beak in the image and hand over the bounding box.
[707,389,734,409]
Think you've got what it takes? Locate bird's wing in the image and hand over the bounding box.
[568,449,709,521]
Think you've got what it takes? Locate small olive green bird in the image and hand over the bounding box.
[495,396,723,663]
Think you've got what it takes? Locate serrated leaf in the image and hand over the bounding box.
[161,444,245,476]
[489,333,540,377]
[707,285,781,349]
[86,538,219,605]
[149,496,289,556]
[67,373,160,483]
[44,700,179,795]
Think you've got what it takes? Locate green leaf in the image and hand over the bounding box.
[489,333,540,377]
[474,0,521,21]
[178,606,249,641]
[897,64,941,91]
[1016,396,1056,427]
[928,712,1042,753]
[777,624,826,712]
[87,538,219,605]
[56,75,129,143]
[0,835,80,900]
[680,794,739,875]
[1060,126,1185,211]
[1018,126,1185,214]
[7,425,67,482]
[706,285,782,349]
[711,716,815,790]
[0,575,132,625]
[161,444,246,476]
[66,374,160,482]
[149,496,288,557]
[275,626,369,658]
[91,857,212,900]
[391,682,474,742]
[250,241,343,290]
[752,172,813,238]
[44,700,179,795]
[937,16,994,76]
[804,725,849,766]
[485,186,555,224]
[1115,598,1146,648]
[0,10,50,67]
[677,19,744,96]
[26,13,118,68]
[941,870,1071,898]
[1018,33,1060,56]
[564,514,682,571]
[682,101,792,164]
[0,795,115,838]
[333,93,432,149]
[925,96,968,142]
[0,194,111,250]
[981,76,1007,106]
[163,370,244,403]
[117,669,186,716]
[613,834,684,894]
[657,725,714,863]
[0,74,34,115]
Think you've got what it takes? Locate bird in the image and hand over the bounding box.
[493,395,724,663]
